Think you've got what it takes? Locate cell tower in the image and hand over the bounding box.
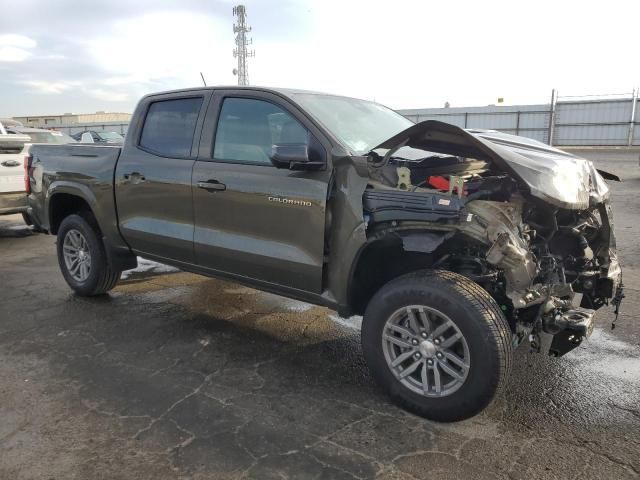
[232,5,254,86]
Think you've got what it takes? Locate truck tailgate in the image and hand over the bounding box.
[0,133,29,194]
[0,157,24,193]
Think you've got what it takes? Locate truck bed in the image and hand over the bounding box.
[28,143,122,234]
[30,144,122,179]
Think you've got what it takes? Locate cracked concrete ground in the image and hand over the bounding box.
[1,150,639,479]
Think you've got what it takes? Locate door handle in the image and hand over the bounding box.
[197,180,226,191]
[1,160,21,167]
[122,172,145,184]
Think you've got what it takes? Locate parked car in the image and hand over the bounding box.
[1,124,76,224]
[0,120,31,221]
[26,86,623,421]
[6,127,76,147]
[70,130,124,144]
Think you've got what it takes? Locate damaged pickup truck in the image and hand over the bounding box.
[26,87,623,421]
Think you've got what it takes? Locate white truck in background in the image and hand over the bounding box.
[0,119,77,224]
[0,119,30,223]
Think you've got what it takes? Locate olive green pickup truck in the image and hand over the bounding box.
[27,86,623,421]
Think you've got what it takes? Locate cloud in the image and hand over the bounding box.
[100,75,155,87]
[87,11,233,87]
[24,80,77,94]
[0,34,36,62]
[0,46,32,62]
[42,53,67,60]
[0,34,36,49]
[1,0,638,117]
[89,88,129,102]
[24,79,127,101]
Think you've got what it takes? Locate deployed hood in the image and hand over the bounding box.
[370,120,610,210]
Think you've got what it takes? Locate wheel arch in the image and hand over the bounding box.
[47,184,137,272]
[347,229,454,316]
[47,183,99,234]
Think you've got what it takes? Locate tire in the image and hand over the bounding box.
[56,214,121,296]
[361,270,512,422]
[22,212,33,226]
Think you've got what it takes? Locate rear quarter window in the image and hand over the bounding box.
[139,97,203,157]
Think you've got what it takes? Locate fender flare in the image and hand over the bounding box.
[46,181,100,232]
[46,182,136,272]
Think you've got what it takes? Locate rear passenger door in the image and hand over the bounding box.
[115,92,209,263]
[192,91,331,293]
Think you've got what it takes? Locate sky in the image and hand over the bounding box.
[0,0,638,117]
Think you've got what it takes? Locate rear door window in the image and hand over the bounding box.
[140,97,203,158]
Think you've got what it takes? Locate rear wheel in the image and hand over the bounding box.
[361,270,512,422]
[56,214,121,295]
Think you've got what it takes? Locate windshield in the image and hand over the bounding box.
[16,130,76,144]
[289,93,414,154]
[97,131,124,141]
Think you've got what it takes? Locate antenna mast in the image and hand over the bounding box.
[233,5,254,86]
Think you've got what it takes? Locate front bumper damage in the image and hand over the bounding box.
[364,121,623,357]
[459,199,622,356]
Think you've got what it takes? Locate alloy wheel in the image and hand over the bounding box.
[62,229,92,282]
[382,305,470,397]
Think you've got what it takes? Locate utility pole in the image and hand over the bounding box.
[548,88,557,146]
[628,88,637,146]
[232,5,254,86]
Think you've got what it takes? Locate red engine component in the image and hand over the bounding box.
[427,176,467,196]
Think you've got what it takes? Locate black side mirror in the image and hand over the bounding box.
[270,143,325,170]
[270,143,308,168]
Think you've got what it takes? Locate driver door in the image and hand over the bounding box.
[192,93,331,293]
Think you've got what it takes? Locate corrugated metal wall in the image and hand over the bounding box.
[398,96,639,146]
[553,99,635,145]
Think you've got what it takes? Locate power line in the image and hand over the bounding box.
[232,5,254,86]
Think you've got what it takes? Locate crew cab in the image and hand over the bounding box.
[27,87,623,421]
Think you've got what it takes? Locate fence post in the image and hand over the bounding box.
[629,88,638,146]
[515,111,520,136]
[548,89,557,145]
[464,112,468,128]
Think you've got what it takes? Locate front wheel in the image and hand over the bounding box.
[362,270,512,422]
[56,214,121,296]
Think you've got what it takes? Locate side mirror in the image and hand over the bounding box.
[270,143,309,169]
[270,143,326,170]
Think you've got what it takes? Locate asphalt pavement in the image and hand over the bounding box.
[1,149,639,479]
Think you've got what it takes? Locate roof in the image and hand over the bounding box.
[142,85,366,102]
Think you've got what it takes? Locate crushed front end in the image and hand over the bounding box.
[458,194,622,357]
[364,122,623,357]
